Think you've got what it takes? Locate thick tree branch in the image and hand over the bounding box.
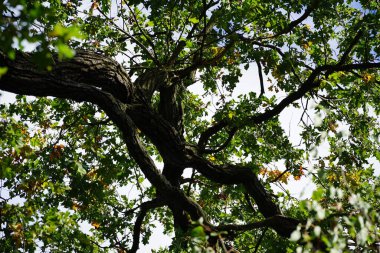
[188,156,281,217]
[115,105,288,235]
[217,215,300,238]
[129,198,165,253]
[0,50,209,230]
[0,50,132,103]
[158,81,185,135]
[115,112,212,229]
[126,104,187,165]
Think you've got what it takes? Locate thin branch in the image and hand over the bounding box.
[97,8,160,66]
[270,168,291,183]
[248,41,302,83]
[217,215,300,237]
[177,39,236,78]
[166,0,216,65]
[256,60,265,97]
[263,0,321,39]
[245,62,380,127]
[186,168,196,195]
[124,3,158,61]
[202,127,238,154]
[198,119,229,151]
[338,30,364,66]
[244,193,256,212]
[253,227,268,253]
[174,28,238,70]
[85,118,111,126]
[0,50,132,104]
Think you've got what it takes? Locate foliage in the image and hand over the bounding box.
[1,0,380,252]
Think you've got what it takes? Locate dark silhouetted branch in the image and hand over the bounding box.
[129,199,165,253]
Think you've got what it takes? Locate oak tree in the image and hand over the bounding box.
[1,0,379,252]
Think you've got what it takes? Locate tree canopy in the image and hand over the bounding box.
[1,0,380,252]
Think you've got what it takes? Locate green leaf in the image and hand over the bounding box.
[8,51,16,60]
[74,161,86,175]
[312,187,325,201]
[0,167,13,179]
[49,24,84,41]
[189,17,199,24]
[56,43,75,59]
[49,23,66,37]
[0,67,8,78]
[190,226,206,238]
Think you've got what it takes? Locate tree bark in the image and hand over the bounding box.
[0,50,299,243]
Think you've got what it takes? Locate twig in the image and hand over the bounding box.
[253,227,268,253]
[256,60,265,97]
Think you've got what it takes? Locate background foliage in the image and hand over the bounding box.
[1,0,380,252]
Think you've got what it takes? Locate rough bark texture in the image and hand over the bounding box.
[0,50,310,250]
[2,48,379,251]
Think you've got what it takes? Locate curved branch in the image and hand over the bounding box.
[0,50,132,103]
[198,119,229,151]
[129,198,165,253]
[217,215,300,238]
[253,227,268,253]
[0,50,208,229]
[244,62,380,127]
[256,60,265,97]
[188,156,281,217]
[338,30,363,66]
[202,127,237,154]
[250,41,302,83]
[97,8,160,66]
[265,0,321,39]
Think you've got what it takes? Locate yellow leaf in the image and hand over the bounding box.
[211,47,224,56]
[209,156,216,161]
[11,223,23,232]
[259,168,267,175]
[72,202,80,211]
[328,121,338,133]
[302,41,312,50]
[362,73,374,83]
[91,221,100,229]
[86,168,97,180]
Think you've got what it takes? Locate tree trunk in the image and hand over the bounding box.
[0,50,300,246]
